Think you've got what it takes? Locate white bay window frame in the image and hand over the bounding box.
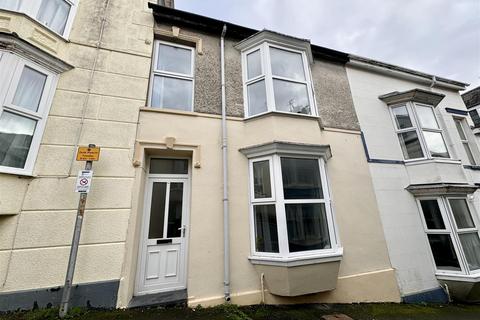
[0,51,57,175]
[148,40,195,112]
[241,42,317,118]
[453,116,477,166]
[417,196,480,279]
[389,102,450,161]
[0,0,78,38]
[248,154,341,263]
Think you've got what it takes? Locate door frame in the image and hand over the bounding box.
[134,156,191,296]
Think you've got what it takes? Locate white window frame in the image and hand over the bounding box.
[1,0,78,38]
[417,196,480,277]
[241,42,317,118]
[453,116,478,165]
[248,154,340,261]
[389,102,450,161]
[148,40,195,112]
[0,51,57,176]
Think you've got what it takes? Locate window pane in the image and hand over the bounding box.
[392,105,413,129]
[151,75,193,111]
[398,131,424,159]
[12,66,47,112]
[246,50,262,79]
[449,199,475,229]
[247,80,267,116]
[37,0,71,35]
[0,112,36,169]
[253,160,271,199]
[281,157,323,199]
[157,44,192,75]
[254,205,279,253]
[420,200,446,230]
[0,0,20,10]
[464,143,476,165]
[148,182,167,239]
[150,159,188,174]
[416,105,439,129]
[273,79,310,114]
[454,119,467,140]
[459,233,480,271]
[286,203,331,252]
[166,183,183,238]
[423,131,449,158]
[427,234,461,271]
[270,47,305,81]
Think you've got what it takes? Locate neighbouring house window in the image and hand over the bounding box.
[390,103,449,160]
[454,118,477,165]
[242,44,315,117]
[469,108,480,128]
[0,0,76,37]
[249,155,338,258]
[418,197,480,275]
[0,51,55,175]
[149,41,194,111]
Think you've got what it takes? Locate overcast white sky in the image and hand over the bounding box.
[176,0,480,92]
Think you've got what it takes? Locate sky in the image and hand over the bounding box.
[176,0,480,92]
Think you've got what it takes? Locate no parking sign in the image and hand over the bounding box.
[75,170,93,193]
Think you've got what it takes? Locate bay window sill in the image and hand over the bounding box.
[404,158,462,166]
[249,248,343,267]
[436,273,480,283]
[244,110,320,122]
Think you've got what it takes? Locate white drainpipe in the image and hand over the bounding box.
[220,24,231,302]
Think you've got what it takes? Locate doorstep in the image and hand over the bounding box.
[128,289,187,308]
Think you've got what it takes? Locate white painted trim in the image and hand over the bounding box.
[148,40,195,112]
[248,248,343,267]
[0,51,57,176]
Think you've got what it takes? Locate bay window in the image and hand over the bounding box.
[242,43,315,117]
[248,153,339,261]
[0,51,56,175]
[149,41,195,111]
[418,197,480,276]
[390,103,449,160]
[0,0,76,37]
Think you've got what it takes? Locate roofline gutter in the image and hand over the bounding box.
[348,56,468,91]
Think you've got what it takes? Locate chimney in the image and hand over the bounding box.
[158,0,175,8]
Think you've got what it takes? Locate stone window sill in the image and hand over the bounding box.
[249,248,343,267]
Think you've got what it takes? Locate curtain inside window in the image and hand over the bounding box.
[0,0,20,10]
[37,0,71,35]
[12,66,47,112]
[0,112,36,169]
[459,233,480,271]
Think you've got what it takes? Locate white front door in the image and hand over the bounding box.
[136,175,189,295]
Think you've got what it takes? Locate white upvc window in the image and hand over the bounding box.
[242,43,316,118]
[0,51,56,175]
[0,0,77,38]
[148,40,195,112]
[248,155,339,259]
[390,102,450,160]
[453,117,477,165]
[417,197,480,276]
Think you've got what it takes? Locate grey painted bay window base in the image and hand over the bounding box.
[402,287,448,304]
[0,280,119,312]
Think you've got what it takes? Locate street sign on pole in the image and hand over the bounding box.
[59,144,99,318]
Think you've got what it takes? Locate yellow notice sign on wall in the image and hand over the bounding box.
[76,146,101,161]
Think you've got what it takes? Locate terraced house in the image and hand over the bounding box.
[0,0,478,312]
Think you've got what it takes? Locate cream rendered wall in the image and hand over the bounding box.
[126,109,400,306]
[346,65,480,297]
[0,0,154,296]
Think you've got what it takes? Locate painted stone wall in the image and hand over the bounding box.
[0,0,154,307]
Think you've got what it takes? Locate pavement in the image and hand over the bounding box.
[2,303,480,320]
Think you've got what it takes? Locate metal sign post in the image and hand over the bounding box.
[59,144,99,318]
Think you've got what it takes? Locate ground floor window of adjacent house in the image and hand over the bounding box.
[249,155,339,259]
[418,197,480,275]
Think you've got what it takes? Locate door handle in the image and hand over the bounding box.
[178,225,186,237]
